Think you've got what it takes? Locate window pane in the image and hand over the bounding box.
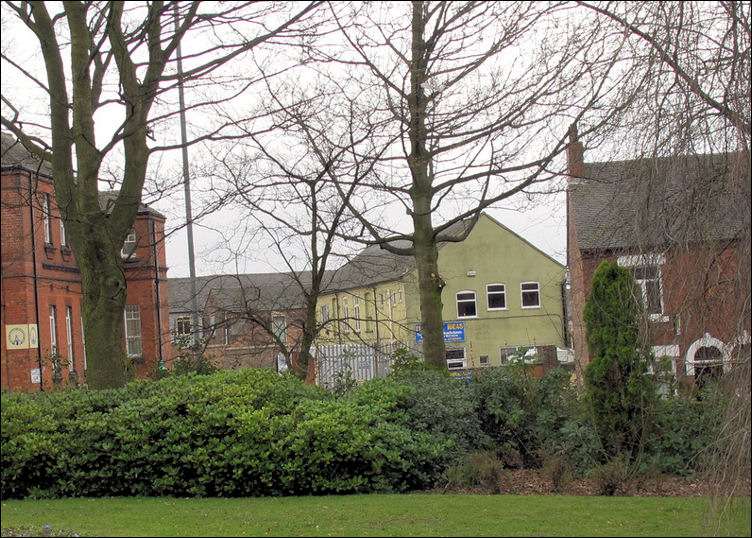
[457,291,477,317]
[521,282,540,307]
[645,280,662,314]
[458,301,476,317]
[633,266,659,280]
[488,284,506,309]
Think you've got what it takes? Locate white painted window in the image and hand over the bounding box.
[446,348,467,370]
[49,305,57,353]
[272,315,286,343]
[43,193,52,244]
[353,297,361,332]
[124,305,142,358]
[618,253,667,321]
[175,315,192,338]
[480,355,489,367]
[487,283,506,310]
[500,346,519,363]
[121,229,137,259]
[320,304,330,323]
[60,219,67,247]
[520,282,541,308]
[342,297,350,333]
[65,306,74,371]
[632,266,664,316]
[456,291,477,318]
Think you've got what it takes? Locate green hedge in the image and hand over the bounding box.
[1,370,450,499]
[1,366,724,499]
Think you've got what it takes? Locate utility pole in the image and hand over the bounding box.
[175,4,199,344]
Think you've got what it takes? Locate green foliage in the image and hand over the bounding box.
[644,387,726,476]
[1,358,727,500]
[389,369,491,464]
[157,335,217,378]
[470,365,585,469]
[583,260,658,461]
[388,347,429,375]
[1,369,448,499]
[586,453,630,496]
[443,450,505,493]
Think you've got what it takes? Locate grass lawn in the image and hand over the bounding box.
[1,494,750,537]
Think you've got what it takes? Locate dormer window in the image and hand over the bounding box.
[121,229,137,259]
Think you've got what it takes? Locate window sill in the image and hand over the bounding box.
[649,314,670,323]
[457,315,478,320]
[521,305,541,309]
[487,307,508,312]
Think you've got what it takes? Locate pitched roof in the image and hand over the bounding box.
[2,132,164,218]
[569,152,749,251]
[168,272,314,313]
[1,132,52,176]
[325,217,475,291]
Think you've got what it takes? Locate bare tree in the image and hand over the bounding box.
[0,1,321,389]
[579,0,751,518]
[300,1,635,369]
[206,73,389,379]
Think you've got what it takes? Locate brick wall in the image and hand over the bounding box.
[1,167,173,391]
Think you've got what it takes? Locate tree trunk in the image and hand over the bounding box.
[75,230,130,389]
[295,294,319,382]
[407,1,447,371]
[413,208,446,370]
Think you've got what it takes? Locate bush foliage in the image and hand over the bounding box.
[583,260,658,461]
[1,363,725,499]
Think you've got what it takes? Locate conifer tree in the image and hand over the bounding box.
[584,260,657,460]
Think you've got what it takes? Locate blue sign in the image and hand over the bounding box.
[414,321,465,343]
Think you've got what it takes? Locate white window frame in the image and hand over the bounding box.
[617,253,668,322]
[456,290,477,318]
[320,304,330,323]
[124,305,143,358]
[49,305,57,353]
[520,282,541,309]
[121,229,137,259]
[353,297,361,333]
[272,315,286,344]
[65,306,74,371]
[342,296,350,333]
[446,347,467,370]
[500,346,519,363]
[43,193,52,244]
[175,315,192,339]
[60,218,68,247]
[486,283,507,311]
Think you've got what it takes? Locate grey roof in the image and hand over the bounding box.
[569,152,749,252]
[2,132,164,219]
[1,132,52,176]
[98,190,165,219]
[326,217,475,291]
[168,272,314,313]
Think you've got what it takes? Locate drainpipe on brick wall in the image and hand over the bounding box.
[151,220,164,368]
[28,172,44,391]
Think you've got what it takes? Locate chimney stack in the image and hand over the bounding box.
[566,123,585,180]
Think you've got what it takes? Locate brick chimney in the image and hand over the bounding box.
[566,123,585,180]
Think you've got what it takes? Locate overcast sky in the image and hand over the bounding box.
[1,2,570,279]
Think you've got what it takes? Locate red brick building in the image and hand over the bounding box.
[1,133,173,391]
[566,133,750,389]
[168,273,310,373]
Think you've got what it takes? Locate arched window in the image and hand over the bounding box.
[456,291,477,318]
